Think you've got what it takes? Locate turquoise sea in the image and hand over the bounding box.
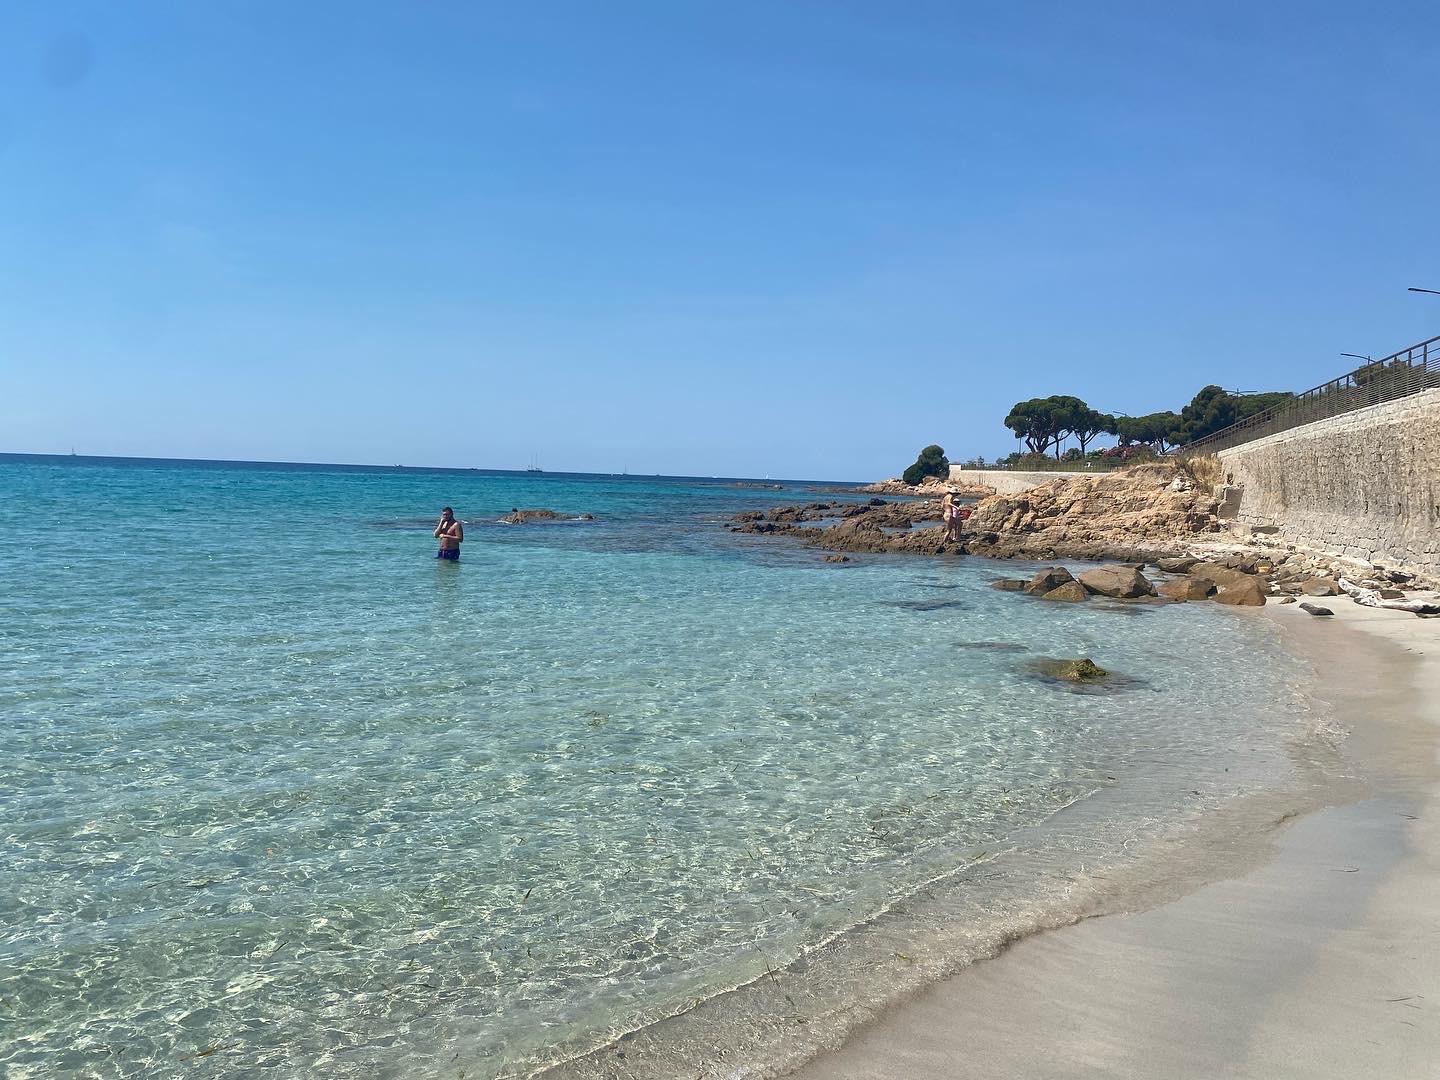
[1,456,1331,1078]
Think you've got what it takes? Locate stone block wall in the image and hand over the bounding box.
[1216,388,1440,580]
[948,468,1092,495]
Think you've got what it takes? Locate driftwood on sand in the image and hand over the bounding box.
[1338,577,1440,617]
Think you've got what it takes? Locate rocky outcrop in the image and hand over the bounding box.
[499,508,594,524]
[960,463,1221,563]
[857,476,994,498]
[1040,581,1089,602]
[728,463,1439,615]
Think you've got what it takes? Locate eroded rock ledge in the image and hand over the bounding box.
[730,462,1437,611]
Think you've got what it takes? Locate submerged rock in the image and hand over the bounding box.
[1033,657,1109,681]
[822,554,851,563]
[990,578,1028,592]
[955,640,1029,652]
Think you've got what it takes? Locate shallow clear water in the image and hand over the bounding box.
[0,456,1319,1078]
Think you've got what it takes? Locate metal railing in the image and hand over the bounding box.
[973,458,1128,473]
[1180,335,1440,457]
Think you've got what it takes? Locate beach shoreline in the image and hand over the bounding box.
[533,589,1437,1080]
[783,600,1440,1080]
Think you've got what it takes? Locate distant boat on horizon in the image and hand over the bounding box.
[525,453,544,474]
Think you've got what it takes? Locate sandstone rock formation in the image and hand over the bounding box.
[1158,576,1215,601]
[1077,565,1156,598]
[960,463,1221,563]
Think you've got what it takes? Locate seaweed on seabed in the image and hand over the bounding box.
[1021,656,1147,695]
[881,598,967,612]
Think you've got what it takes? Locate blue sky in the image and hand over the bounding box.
[3,2,1438,479]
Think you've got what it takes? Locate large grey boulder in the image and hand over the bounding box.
[1213,577,1267,606]
[1078,564,1156,598]
[1023,567,1075,595]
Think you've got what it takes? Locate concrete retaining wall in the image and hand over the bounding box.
[1216,388,1440,579]
[948,467,1091,495]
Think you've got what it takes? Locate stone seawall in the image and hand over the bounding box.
[948,467,1098,495]
[1217,388,1440,581]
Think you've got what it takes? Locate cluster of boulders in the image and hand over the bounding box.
[991,564,1165,604]
[730,498,966,555]
[988,551,1427,612]
[730,462,1437,604]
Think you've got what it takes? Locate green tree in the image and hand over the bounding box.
[1115,411,1182,453]
[1070,407,1116,455]
[902,444,949,486]
[1042,395,1089,458]
[1003,398,1060,455]
[1172,386,1293,445]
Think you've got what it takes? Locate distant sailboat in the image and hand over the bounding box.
[525,454,544,474]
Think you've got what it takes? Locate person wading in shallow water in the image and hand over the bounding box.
[941,491,963,542]
[434,507,463,561]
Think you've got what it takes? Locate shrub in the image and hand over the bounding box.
[902,444,948,486]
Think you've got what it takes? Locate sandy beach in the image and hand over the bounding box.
[788,600,1440,1080]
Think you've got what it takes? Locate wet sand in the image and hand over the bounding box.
[787,600,1440,1079]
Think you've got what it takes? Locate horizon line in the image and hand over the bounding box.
[0,450,867,488]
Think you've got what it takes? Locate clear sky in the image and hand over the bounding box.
[3,2,1438,479]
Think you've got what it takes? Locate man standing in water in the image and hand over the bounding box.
[434,506,463,561]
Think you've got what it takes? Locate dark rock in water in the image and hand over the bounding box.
[868,497,888,506]
[1078,564,1155,598]
[1034,657,1109,681]
[1280,596,1297,605]
[822,554,851,563]
[991,578,1028,592]
[500,508,585,524]
[884,598,967,611]
[1299,602,1334,617]
[955,640,1029,652]
[1023,567,1075,595]
[1024,656,1141,695]
[1040,581,1089,602]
